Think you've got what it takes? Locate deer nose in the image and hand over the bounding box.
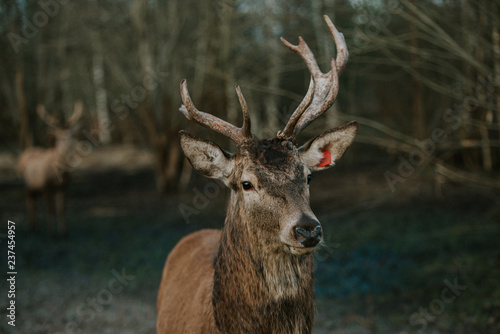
[294,216,322,248]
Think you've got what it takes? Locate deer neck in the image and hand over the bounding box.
[54,139,72,161]
[212,198,315,333]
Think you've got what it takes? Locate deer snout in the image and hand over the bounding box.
[294,216,322,248]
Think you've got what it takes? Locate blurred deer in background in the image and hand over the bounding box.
[18,101,83,236]
[157,16,358,333]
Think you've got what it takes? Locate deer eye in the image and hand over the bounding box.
[242,181,254,191]
[307,174,312,184]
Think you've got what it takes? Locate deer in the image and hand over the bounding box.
[157,16,358,333]
[17,101,83,236]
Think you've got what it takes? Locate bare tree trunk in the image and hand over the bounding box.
[460,0,477,168]
[162,0,188,192]
[492,1,500,163]
[8,1,31,149]
[16,67,31,148]
[312,0,328,60]
[219,0,238,143]
[263,48,282,138]
[91,31,111,144]
[178,1,215,189]
[132,0,190,193]
[313,0,340,127]
[475,8,492,171]
[131,0,164,191]
[260,0,283,138]
[192,3,211,102]
[131,0,156,138]
[410,0,425,139]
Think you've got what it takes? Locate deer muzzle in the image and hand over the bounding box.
[293,215,322,248]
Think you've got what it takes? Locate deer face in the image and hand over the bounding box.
[38,101,83,155]
[180,122,357,255]
[178,16,356,256]
[51,127,72,145]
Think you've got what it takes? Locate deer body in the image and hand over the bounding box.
[157,229,220,333]
[19,132,72,190]
[17,102,82,236]
[157,16,357,333]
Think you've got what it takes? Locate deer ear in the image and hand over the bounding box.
[299,121,358,172]
[179,130,234,182]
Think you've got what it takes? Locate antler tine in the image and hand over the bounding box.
[235,85,251,138]
[291,57,340,139]
[277,76,315,139]
[36,104,60,128]
[67,100,83,127]
[278,15,348,140]
[324,15,349,75]
[179,79,252,144]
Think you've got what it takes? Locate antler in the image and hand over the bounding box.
[37,104,60,128]
[277,15,348,140]
[67,100,83,127]
[179,79,252,145]
[36,100,83,128]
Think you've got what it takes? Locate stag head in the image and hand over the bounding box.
[37,100,83,153]
[179,16,357,256]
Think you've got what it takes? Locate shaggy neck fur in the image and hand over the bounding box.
[212,197,315,334]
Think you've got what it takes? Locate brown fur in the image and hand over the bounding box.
[212,196,315,333]
[156,229,220,333]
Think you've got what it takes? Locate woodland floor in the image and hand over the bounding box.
[0,146,499,334]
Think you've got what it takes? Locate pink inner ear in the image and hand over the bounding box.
[316,150,331,168]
